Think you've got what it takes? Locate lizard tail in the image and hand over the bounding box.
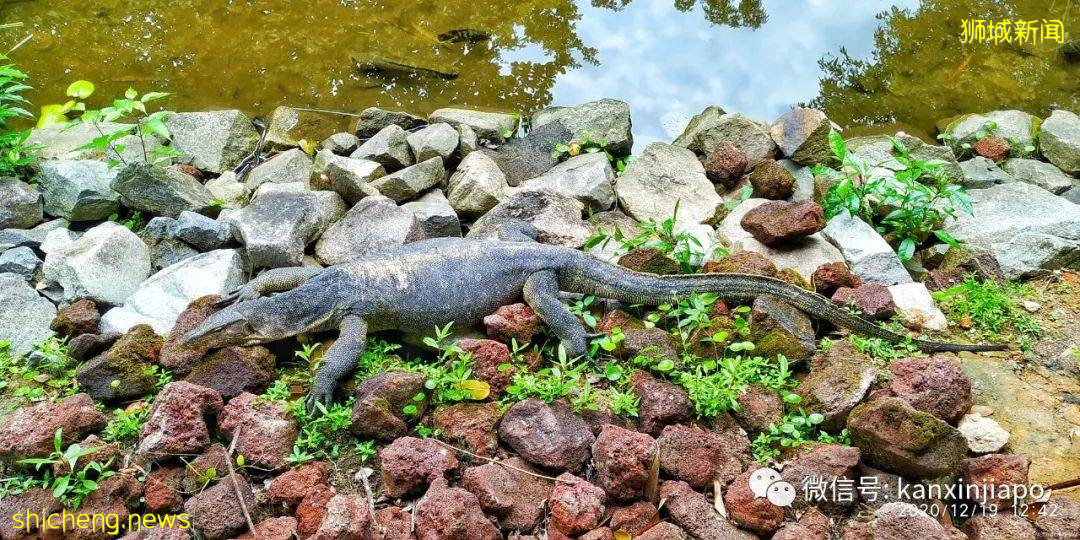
[558,254,1007,353]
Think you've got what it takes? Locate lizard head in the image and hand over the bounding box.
[180,302,275,349]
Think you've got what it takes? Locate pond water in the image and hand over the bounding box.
[4,0,1078,147]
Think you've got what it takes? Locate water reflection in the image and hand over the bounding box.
[2,0,1077,147]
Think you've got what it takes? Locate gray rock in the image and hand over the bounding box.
[942,110,1038,154]
[531,98,633,156]
[354,107,427,139]
[225,183,347,268]
[673,108,777,168]
[246,149,315,193]
[446,151,508,218]
[402,189,462,238]
[718,198,845,281]
[0,220,67,251]
[887,282,947,331]
[958,157,1014,188]
[204,171,248,209]
[1001,158,1074,194]
[0,273,57,357]
[42,222,151,305]
[797,341,877,430]
[406,123,459,163]
[456,124,478,156]
[942,181,1080,278]
[957,413,1009,454]
[99,249,246,334]
[467,190,590,248]
[0,177,42,229]
[846,135,963,185]
[822,213,913,286]
[1063,185,1080,205]
[174,211,230,251]
[1039,109,1080,174]
[616,143,722,228]
[770,107,832,166]
[111,163,215,218]
[0,247,41,280]
[371,157,446,202]
[313,150,384,204]
[36,160,120,221]
[165,110,259,173]
[518,152,616,211]
[26,121,132,160]
[485,121,573,187]
[428,108,518,142]
[350,124,414,171]
[782,159,815,202]
[314,195,425,265]
[319,132,360,155]
[139,217,200,271]
[39,228,78,255]
[264,106,345,150]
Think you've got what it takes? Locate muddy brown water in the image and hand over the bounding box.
[3,0,1078,148]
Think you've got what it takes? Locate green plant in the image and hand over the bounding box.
[504,345,589,405]
[354,440,377,462]
[751,410,851,463]
[0,474,44,500]
[17,428,115,508]
[108,210,146,232]
[933,276,1040,347]
[815,132,971,262]
[286,398,356,465]
[585,203,722,273]
[551,130,629,172]
[42,81,180,168]
[675,354,799,418]
[101,406,149,443]
[4,337,79,401]
[419,323,489,403]
[0,54,37,176]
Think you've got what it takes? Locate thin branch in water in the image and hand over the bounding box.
[6,34,32,56]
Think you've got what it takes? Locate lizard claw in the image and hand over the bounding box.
[213,285,259,308]
[306,386,334,417]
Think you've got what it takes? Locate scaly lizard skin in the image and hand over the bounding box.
[181,237,1005,412]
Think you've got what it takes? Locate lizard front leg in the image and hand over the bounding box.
[524,270,590,359]
[216,266,322,307]
[307,315,368,415]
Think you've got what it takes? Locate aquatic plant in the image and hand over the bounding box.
[0,54,37,176]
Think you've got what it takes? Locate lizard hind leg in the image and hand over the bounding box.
[215,266,322,308]
[307,315,368,415]
[524,270,590,359]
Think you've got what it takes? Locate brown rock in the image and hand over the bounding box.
[374,506,415,540]
[550,473,607,536]
[0,393,106,461]
[68,332,121,361]
[268,461,330,508]
[812,262,861,297]
[974,136,1010,162]
[144,466,186,514]
[798,340,878,430]
[416,478,501,540]
[379,436,458,498]
[592,424,656,502]
[461,456,553,533]
[158,295,221,374]
[218,392,297,470]
[183,345,275,400]
[50,434,119,476]
[963,513,1036,540]
[748,159,796,199]
[1034,494,1080,540]
[432,402,502,458]
[885,355,972,424]
[703,250,778,276]
[0,488,62,539]
[610,501,660,536]
[458,338,513,396]
[634,522,689,540]
[870,502,950,540]
[50,298,100,336]
[483,303,541,344]
[657,422,748,489]
[659,480,756,540]
[75,324,161,402]
[579,527,614,540]
[621,328,679,363]
[831,283,897,320]
[138,381,224,456]
[297,484,335,539]
[498,398,595,471]
[631,372,693,437]
[740,200,826,245]
[350,371,428,441]
[958,454,1029,509]
[618,248,681,275]
[309,494,372,540]
[780,443,861,514]
[183,474,256,540]
[733,384,783,434]
[846,397,968,479]
[723,468,784,534]
[236,517,299,540]
[703,142,748,188]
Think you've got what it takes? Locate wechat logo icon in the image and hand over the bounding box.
[749,467,796,507]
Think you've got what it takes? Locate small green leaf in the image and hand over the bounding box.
[66,80,95,99]
[124,87,138,100]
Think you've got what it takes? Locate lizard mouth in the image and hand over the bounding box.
[182,310,258,349]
